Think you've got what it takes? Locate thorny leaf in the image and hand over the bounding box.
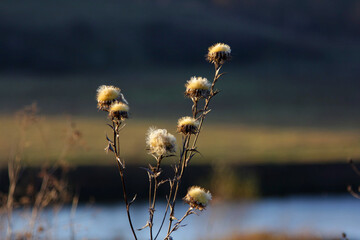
[187,148,200,154]
[119,93,129,105]
[348,185,360,200]
[191,210,199,216]
[148,164,156,172]
[137,222,150,231]
[196,109,211,117]
[140,167,155,176]
[104,143,114,153]
[105,134,113,143]
[116,157,125,169]
[217,72,227,78]
[169,179,174,188]
[179,138,187,159]
[118,122,126,131]
[157,179,169,188]
[212,89,220,96]
[154,171,161,178]
[173,225,180,232]
[146,171,152,181]
[185,152,197,167]
[178,224,188,229]
[129,194,137,205]
[202,109,212,116]
[149,207,155,215]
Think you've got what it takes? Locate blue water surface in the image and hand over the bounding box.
[2,195,359,239]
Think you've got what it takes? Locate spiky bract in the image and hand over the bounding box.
[109,101,129,120]
[207,43,231,66]
[177,116,199,135]
[185,76,211,99]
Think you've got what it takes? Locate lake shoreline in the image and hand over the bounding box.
[0,162,358,202]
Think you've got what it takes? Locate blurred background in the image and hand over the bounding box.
[1,0,360,239]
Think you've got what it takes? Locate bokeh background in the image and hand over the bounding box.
[1,0,360,239]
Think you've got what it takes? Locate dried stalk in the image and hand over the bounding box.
[110,121,138,240]
[164,207,194,240]
[148,158,162,240]
[165,63,225,238]
[6,104,38,240]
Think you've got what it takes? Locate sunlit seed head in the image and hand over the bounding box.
[207,43,231,66]
[185,77,211,91]
[109,102,129,120]
[146,127,177,157]
[96,85,121,111]
[97,85,121,103]
[185,77,211,99]
[110,102,129,112]
[183,186,212,211]
[177,116,199,135]
[208,43,231,55]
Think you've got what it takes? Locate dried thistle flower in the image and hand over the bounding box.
[207,43,231,66]
[185,76,211,99]
[96,85,121,111]
[177,116,199,135]
[109,101,129,120]
[183,186,212,211]
[146,128,176,157]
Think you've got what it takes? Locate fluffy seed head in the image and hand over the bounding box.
[207,43,231,66]
[146,127,176,157]
[96,85,121,110]
[109,101,129,120]
[183,186,212,210]
[185,76,211,99]
[177,117,199,135]
[97,85,120,102]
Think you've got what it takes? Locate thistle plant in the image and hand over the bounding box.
[97,43,231,240]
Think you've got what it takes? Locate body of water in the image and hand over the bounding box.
[2,195,360,239]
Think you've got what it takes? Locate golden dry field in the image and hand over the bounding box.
[1,115,360,167]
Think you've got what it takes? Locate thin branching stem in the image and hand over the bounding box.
[112,120,138,240]
[165,64,224,239]
[154,182,173,240]
[117,162,138,240]
[149,157,162,240]
[191,64,222,149]
[166,135,191,236]
[164,208,193,239]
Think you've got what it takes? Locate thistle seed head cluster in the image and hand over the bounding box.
[96,85,121,110]
[96,85,129,121]
[183,186,212,211]
[185,76,211,99]
[109,102,129,120]
[177,116,199,135]
[207,43,231,66]
[146,127,176,157]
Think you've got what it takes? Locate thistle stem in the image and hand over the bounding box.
[164,208,193,240]
[149,157,162,240]
[166,64,223,239]
[166,135,190,236]
[112,121,138,240]
[117,162,138,240]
